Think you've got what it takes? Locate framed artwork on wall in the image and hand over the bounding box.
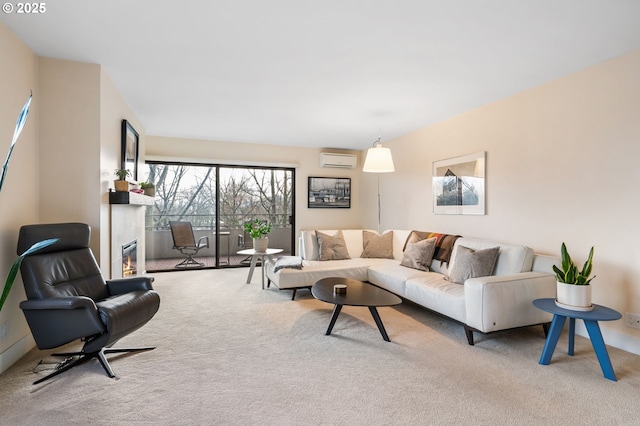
[121,119,139,181]
[432,151,486,215]
[308,177,351,209]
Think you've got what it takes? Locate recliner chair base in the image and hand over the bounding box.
[33,346,155,385]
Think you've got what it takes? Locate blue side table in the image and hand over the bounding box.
[533,298,621,381]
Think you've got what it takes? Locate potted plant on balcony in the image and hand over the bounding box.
[553,242,595,311]
[244,218,272,253]
[114,169,131,192]
[140,181,155,197]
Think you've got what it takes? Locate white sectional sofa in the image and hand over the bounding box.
[265,229,558,345]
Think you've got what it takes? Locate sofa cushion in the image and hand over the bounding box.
[400,236,436,271]
[316,230,350,261]
[266,258,373,289]
[403,231,461,264]
[367,261,425,296]
[451,238,534,275]
[447,245,500,284]
[361,230,394,259]
[404,275,466,323]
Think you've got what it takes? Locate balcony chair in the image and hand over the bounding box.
[169,221,209,268]
[17,222,161,385]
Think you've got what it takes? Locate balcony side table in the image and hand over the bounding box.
[533,298,621,381]
[237,248,283,289]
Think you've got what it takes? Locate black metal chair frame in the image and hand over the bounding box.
[169,221,210,268]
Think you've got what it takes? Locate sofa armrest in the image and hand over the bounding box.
[107,276,155,295]
[464,272,556,333]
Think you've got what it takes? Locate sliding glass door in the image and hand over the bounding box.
[142,162,294,272]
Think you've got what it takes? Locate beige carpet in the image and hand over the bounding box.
[1,268,640,425]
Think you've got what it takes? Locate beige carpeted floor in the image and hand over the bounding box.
[1,268,640,425]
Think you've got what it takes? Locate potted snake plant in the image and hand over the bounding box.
[553,242,595,311]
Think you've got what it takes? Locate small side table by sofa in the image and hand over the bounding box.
[532,298,621,381]
[237,248,283,289]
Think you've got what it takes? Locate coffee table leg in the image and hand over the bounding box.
[369,306,390,342]
[325,304,342,335]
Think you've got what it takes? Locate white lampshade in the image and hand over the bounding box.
[363,143,395,173]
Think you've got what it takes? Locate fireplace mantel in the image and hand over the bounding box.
[109,191,155,205]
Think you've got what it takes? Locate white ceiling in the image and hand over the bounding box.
[2,1,640,149]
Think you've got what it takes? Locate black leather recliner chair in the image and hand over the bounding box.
[17,222,161,384]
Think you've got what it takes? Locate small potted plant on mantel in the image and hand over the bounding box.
[114,168,131,192]
[244,218,272,253]
[553,242,595,311]
[140,181,155,197]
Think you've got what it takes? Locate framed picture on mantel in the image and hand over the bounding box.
[121,119,139,181]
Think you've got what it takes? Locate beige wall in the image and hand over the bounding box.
[363,49,640,353]
[146,136,364,243]
[0,24,40,372]
[38,58,102,255]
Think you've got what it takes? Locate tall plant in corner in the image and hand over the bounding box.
[0,92,59,313]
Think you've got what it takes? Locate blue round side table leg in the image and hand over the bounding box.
[539,314,566,365]
[584,320,617,381]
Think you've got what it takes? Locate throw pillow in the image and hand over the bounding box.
[400,237,437,271]
[447,245,500,284]
[360,230,394,259]
[316,230,351,261]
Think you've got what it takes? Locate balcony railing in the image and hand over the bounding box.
[144,213,292,261]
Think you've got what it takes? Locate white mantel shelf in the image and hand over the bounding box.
[109,191,155,205]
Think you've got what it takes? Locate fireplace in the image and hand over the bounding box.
[122,240,137,277]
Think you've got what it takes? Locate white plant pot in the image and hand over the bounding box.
[556,281,592,311]
[253,237,268,253]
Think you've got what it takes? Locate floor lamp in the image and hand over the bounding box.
[363,138,395,233]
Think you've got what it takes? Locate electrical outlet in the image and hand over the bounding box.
[625,313,640,329]
[0,321,8,340]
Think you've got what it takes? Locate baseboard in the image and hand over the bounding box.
[574,322,640,356]
[0,334,35,375]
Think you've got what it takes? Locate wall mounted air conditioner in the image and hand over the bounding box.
[319,152,357,169]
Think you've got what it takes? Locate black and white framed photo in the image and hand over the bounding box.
[432,151,485,215]
[308,177,351,209]
[121,119,139,181]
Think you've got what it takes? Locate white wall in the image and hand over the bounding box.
[362,49,640,354]
[0,23,40,372]
[146,136,364,247]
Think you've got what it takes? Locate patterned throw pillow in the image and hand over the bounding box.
[360,230,394,259]
[447,245,500,284]
[316,230,351,261]
[400,236,437,271]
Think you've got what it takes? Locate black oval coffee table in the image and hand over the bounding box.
[311,277,402,342]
